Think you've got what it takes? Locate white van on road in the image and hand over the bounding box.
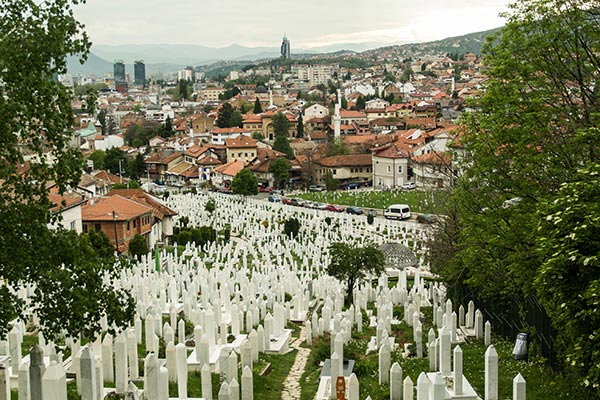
[384,204,411,220]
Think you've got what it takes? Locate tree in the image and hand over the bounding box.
[230,168,258,195]
[429,0,600,391]
[269,157,291,189]
[205,198,216,215]
[253,98,263,114]
[283,217,300,239]
[87,150,106,171]
[327,242,385,306]
[128,234,148,260]
[104,147,126,175]
[296,113,304,138]
[86,231,115,260]
[98,109,107,134]
[354,96,366,111]
[341,97,348,110]
[84,89,97,116]
[128,153,146,180]
[229,110,243,128]
[164,116,173,135]
[272,112,290,137]
[216,103,234,128]
[273,135,294,160]
[323,171,339,191]
[0,0,134,340]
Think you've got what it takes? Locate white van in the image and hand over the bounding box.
[384,204,411,220]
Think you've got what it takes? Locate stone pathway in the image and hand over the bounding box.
[281,323,311,399]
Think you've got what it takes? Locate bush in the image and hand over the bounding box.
[367,213,375,225]
[283,217,300,238]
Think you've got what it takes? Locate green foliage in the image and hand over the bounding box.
[229,110,243,128]
[323,171,339,191]
[104,147,126,175]
[327,138,349,157]
[353,96,366,111]
[268,158,291,189]
[535,158,600,389]
[296,113,304,138]
[253,97,263,114]
[231,168,258,195]
[73,83,108,97]
[272,112,289,137]
[328,242,385,305]
[367,213,375,225]
[112,180,141,189]
[283,217,300,239]
[127,153,145,180]
[87,150,106,171]
[430,0,600,390]
[0,0,134,340]
[204,198,216,214]
[216,103,234,128]
[128,234,148,260]
[273,135,294,159]
[86,231,115,260]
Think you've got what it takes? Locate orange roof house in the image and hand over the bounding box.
[81,195,154,254]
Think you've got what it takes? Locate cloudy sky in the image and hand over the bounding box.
[74,0,512,49]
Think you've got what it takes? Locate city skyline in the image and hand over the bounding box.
[74,0,512,49]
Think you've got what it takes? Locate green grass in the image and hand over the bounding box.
[299,305,583,400]
[253,349,298,400]
[297,190,446,214]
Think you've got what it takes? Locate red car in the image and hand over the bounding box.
[281,197,292,205]
[258,186,273,193]
[326,204,345,212]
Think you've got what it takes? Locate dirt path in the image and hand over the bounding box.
[281,323,311,399]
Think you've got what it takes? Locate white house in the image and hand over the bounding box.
[303,103,329,121]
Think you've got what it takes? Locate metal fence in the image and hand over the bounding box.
[475,294,558,369]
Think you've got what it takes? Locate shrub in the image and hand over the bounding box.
[284,217,300,238]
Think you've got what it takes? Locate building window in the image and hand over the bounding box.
[82,224,88,233]
[94,223,101,232]
[387,165,391,173]
[332,169,336,175]
[127,221,130,230]
[70,221,76,230]
[398,165,403,173]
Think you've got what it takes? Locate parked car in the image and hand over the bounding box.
[268,194,281,202]
[291,198,308,207]
[346,206,363,215]
[384,204,411,220]
[340,182,360,190]
[308,185,325,192]
[326,204,346,212]
[258,186,273,193]
[272,189,284,196]
[281,197,292,205]
[313,202,328,210]
[402,182,416,190]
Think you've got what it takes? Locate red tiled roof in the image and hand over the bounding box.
[412,151,452,165]
[212,127,249,134]
[108,189,177,219]
[315,154,372,167]
[212,160,246,177]
[225,136,257,149]
[81,195,153,222]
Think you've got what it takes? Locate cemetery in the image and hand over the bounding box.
[0,192,576,400]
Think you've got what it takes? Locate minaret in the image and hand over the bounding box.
[333,89,342,139]
[268,88,274,109]
[451,76,455,95]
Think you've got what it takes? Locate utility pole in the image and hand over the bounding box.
[112,210,120,255]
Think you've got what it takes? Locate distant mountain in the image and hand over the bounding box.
[65,27,502,76]
[369,27,502,57]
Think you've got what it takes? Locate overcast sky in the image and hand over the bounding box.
[74,0,512,48]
